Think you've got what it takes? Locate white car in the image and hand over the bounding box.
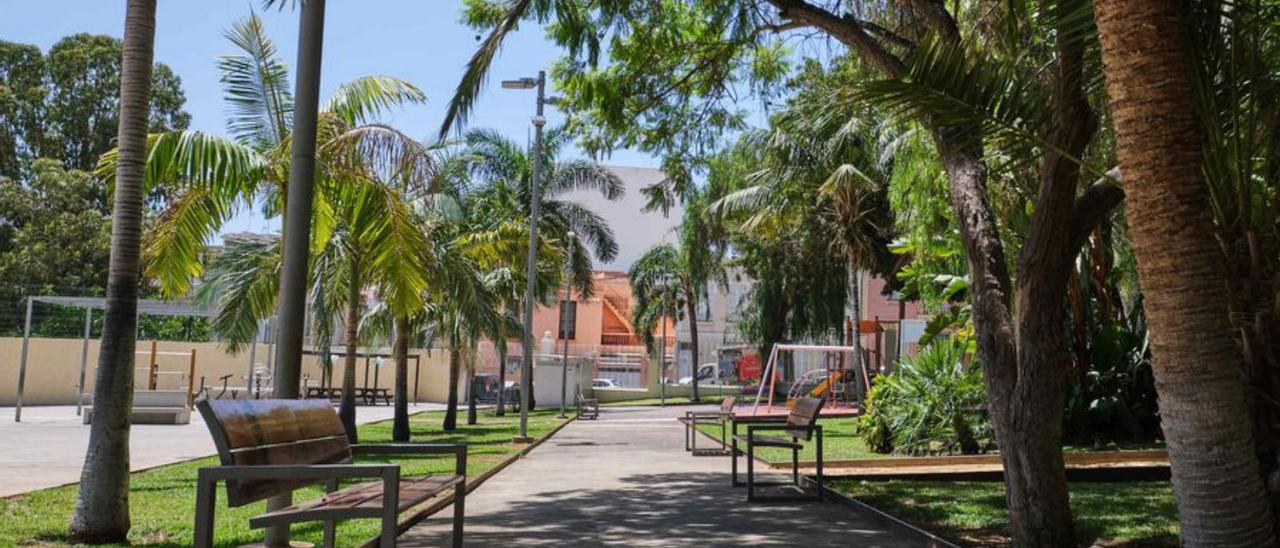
[592,378,622,389]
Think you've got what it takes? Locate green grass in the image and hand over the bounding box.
[601,395,730,407]
[0,409,569,547]
[834,479,1178,547]
[694,416,888,462]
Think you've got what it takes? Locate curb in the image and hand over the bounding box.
[359,415,578,548]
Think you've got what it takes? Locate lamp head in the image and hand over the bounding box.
[501,77,538,90]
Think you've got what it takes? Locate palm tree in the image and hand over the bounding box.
[1093,0,1276,543]
[460,127,623,404]
[68,0,155,542]
[629,190,725,401]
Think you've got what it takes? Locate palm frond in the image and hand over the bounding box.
[439,0,536,139]
[219,11,293,147]
[323,75,427,126]
[196,235,281,353]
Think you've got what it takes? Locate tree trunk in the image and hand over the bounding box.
[444,336,460,431]
[684,287,701,402]
[340,267,360,444]
[1094,1,1277,544]
[68,1,154,541]
[496,331,508,417]
[847,258,864,386]
[392,314,411,442]
[466,348,478,425]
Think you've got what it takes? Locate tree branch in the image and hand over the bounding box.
[1068,169,1124,252]
[860,20,917,49]
[904,0,962,43]
[765,0,907,77]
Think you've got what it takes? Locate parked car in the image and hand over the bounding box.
[592,378,622,389]
[678,362,725,386]
[472,374,535,410]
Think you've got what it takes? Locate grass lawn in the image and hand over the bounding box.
[601,395,730,407]
[694,416,887,462]
[0,408,569,547]
[834,479,1178,547]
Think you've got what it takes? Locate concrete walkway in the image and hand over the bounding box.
[403,405,920,547]
[0,403,444,497]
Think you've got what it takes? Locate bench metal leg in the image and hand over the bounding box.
[792,446,799,485]
[452,479,466,548]
[816,429,824,501]
[322,479,338,548]
[193,473,217,548]
[731,421,740,486]
[381,469,400,547]
[746,436,755,502]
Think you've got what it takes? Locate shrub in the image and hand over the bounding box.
[855,337,991,455]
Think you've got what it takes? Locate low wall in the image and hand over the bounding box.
[0,337,455,406]
[591,383,746,403]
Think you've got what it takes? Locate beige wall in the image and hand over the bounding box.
[0,337,454,406]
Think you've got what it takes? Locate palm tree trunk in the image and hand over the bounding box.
[496,333,508,416]
[392,314,410,442]
[68,1,155,541]
[684,292,701,402]
[466,347,478,425]
[444,335,460,431]
[1094,1,1276,543]
[340,267,360,444]
[847,258,863,385]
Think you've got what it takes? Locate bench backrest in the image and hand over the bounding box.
[720,396,738,412]
[786,397,825,440]
[196,398,352,507]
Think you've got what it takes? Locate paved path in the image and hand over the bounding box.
[403,405,921,547]
[0,403,444,497]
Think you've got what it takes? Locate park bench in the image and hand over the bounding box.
[679,396,737,456]
[732,397,825,502]
[82,389,190,425]
[576,391,599,420]
[193,399,466,548]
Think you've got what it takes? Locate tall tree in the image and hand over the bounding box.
[1093,0,1277,544]
[67,0,156,542]
[449,2,1128,544]
[0,34,189,184]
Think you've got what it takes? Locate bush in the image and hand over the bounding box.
[855,337,991,455]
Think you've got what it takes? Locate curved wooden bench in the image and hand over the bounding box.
[193,399,465,547]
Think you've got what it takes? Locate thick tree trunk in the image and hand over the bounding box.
[444,337,460,431]
[1094,1,1277,544]
[685,289,701,402]
[67,1,154,541]
[392,314,411,442]
[340,268,360,444]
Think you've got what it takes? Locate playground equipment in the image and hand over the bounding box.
[750,344,871,415]
[12,295,214,422]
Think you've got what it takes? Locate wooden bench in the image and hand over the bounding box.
[732,397,825,502]
[679,396,737,456]
[82,389,191,425]
[193,399,466,547]
[576,392,599,420]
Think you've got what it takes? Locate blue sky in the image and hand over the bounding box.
[0,0,661,234]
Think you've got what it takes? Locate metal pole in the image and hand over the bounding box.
[267,0,325,543]
[77,306,92,416]
[559,236,574,418]
[15,297,33,422]
[517,71,546,442]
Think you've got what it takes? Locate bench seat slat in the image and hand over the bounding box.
[248,474,464,528]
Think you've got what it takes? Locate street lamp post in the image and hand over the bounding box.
[559,232,575,418]
[503,71,554,442]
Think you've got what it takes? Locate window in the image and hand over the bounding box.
[558,300,577,340]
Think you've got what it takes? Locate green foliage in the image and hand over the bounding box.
[0,34,190,188]
[856,337,990,456]
[1064,298,1159,444]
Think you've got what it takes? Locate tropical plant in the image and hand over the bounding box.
[68,0,156,542]
[856,337,990,456]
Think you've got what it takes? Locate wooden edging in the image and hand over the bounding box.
[358,415,578,548]
[686,420,962,547]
